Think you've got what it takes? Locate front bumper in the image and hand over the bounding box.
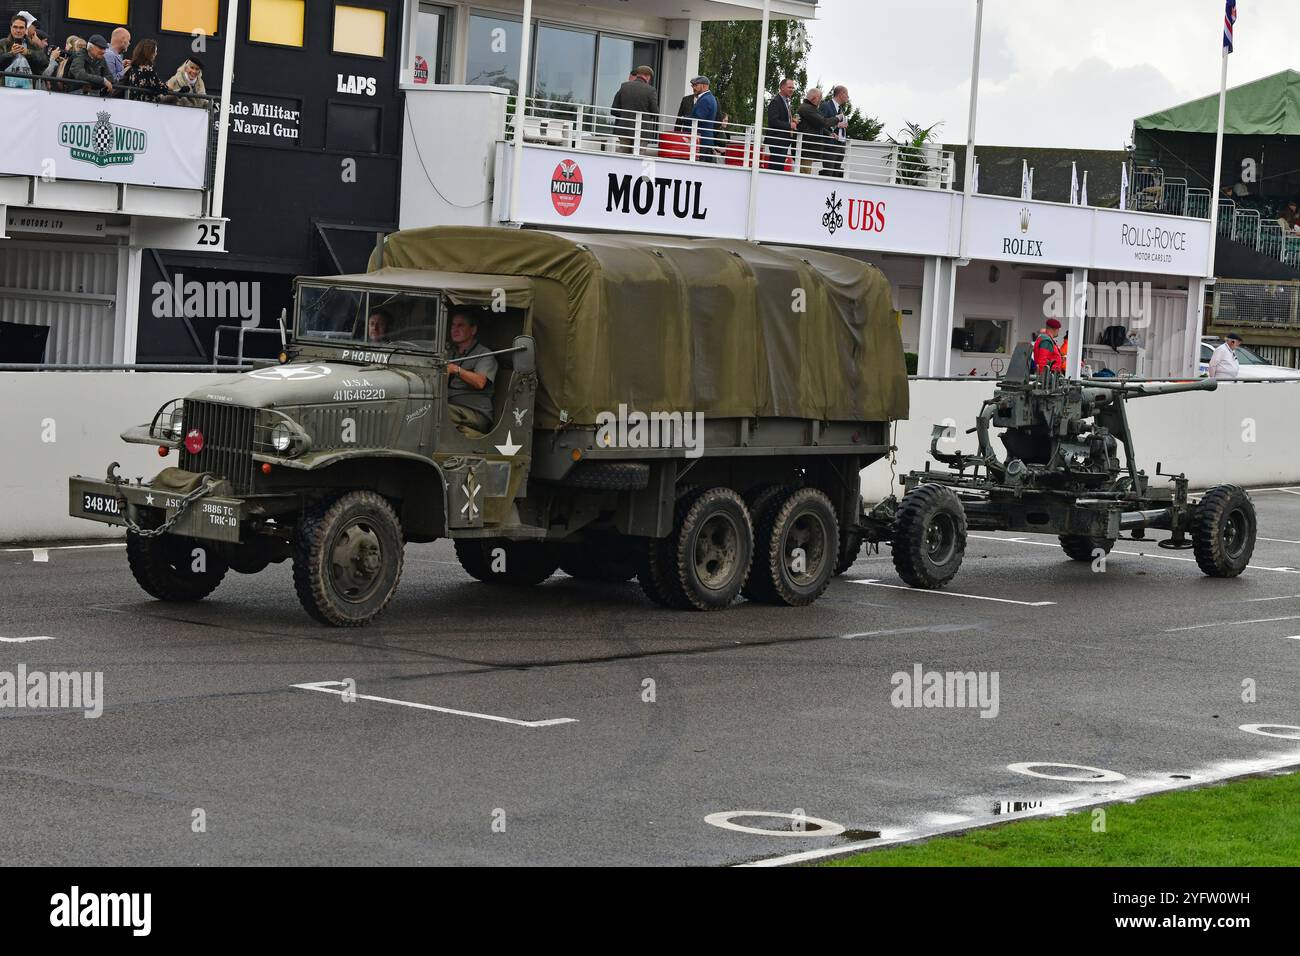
[68,475,246,543]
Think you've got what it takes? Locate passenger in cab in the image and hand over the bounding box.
[446,310,497,434]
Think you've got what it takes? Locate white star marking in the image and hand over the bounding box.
[495,431,522,456]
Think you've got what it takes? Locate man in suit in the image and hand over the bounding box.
[689,76,720,162]
[611,65,660,154]
[675,86,696,131]
[765,77,798,170]
[818,85,850,177]
[796,88,835,175]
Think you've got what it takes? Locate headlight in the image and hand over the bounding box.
[169,417,184,439]
[270,422,293,452]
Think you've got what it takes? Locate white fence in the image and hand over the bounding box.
[3,372,1299,543]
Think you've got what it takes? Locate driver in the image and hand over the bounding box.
[446,310,497,434]
[366,308,392,343]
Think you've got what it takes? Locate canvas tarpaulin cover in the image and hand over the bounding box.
[372,226,908,429]
[1134,70,1300,136]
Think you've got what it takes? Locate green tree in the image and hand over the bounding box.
[699,19,810,126]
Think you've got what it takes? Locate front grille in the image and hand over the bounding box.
[180,401,256,493]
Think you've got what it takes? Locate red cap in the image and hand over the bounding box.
[1045,318,1062,330]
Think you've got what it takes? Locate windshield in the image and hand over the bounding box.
[296,285,442,350]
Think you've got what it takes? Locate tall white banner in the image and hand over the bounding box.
[0,88,209,190]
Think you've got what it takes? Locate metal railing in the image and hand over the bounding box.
[1122,162,1211,220]
[1213,197,1300,271]
[213,325,283,366]
[504,94,955,189]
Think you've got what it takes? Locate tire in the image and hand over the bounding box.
[741,485,789,602]
[558,534,640,583]
[748,487,839,607]
[834,526,864,576]
[454,538,559,586]
[126,532,228,602]
[561,462,650,491]
[293,491,404,627]
[1192,484,1256,578]
[891,483,967,589]
[638,485,702,609]
[1059,535,1115,562]
[671,486,753,611]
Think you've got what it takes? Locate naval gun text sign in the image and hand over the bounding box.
[225,92,301,145]
[0,87,208,190]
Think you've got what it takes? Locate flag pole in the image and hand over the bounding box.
[745,0,772,241]
[1206,48,1229,280]
[956,0,984,263]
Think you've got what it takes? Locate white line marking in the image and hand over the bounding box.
[30,549,48,563]
[840,624,982,639]
[847,579,1054,606]
[1239,594,1300,603]
[1239,724,1300,740]
[1165,615,1300,632]
[742,749,1300,867]
[1285,636,1300,641]
[1007,761,1126,783]
[1251,487,1300,494]
[968,533,1300,573]
[291,680,577,728]
[0,636,53,643]
[705,810,846,837]
[1257,537,1300,545]
[0,543,125,553]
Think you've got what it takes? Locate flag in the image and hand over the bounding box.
[1224,1,1237,53]
[1120,164,1129,210]
[1081,170,1089,206]
[1021,160,1030,199]
[1070,162,1079,205]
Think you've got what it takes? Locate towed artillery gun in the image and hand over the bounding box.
[857,343,1257,588]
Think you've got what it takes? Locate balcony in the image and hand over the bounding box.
[0,79,225,251]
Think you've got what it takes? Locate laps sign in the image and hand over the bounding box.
[550,159,583,216]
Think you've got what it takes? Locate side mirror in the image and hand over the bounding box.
[513,335,536,374]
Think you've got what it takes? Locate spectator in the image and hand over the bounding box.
[1207,332,1242,381]
[610,64,659,154]
[764,78,797,170]
[121,39,166,101]
[819,85,850,177]
[674,84,696,131]
[103,26,130,81]
[688,75,719,163]
[15,9,35,36]
[796,88,835,175]
[164,57,206,107]
[35,31,62,80]
[67,34,113,95]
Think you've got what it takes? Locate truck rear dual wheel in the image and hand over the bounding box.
[639,487,753,611]
[1192,484,1256,578]
[746,487,839,606]
[293,491,404,627]
[892,483,967,589]
[455,538,559,586]
[1059,535,1115,562]
[126,532,228,602]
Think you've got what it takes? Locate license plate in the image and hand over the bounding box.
[81,492,122,516]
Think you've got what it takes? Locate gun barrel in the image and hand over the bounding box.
[1083,377,1217,402]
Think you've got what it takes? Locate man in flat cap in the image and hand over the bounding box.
[688,75,719,162]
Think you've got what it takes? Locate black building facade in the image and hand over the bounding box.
[37,0,405,361]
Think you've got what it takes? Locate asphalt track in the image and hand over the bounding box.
[2,489,1299,866]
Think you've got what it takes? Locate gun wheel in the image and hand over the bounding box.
[891,483,966,589]
[1059,535,1115,562]
[1192,484,1256,578]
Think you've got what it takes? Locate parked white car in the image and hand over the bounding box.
[1199,338,1300,381]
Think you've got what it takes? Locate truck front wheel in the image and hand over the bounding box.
[293,491,404,627]
[892,484,967,589]
[126,532,228,602]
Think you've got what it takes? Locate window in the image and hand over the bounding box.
[466,13,520,93]
[326,101,381,153]
[333,4,386,58]
[411,3,450,84]
[249,0,304,48]
[67,0,128,24]
[594,34,660,113]
[161,0,220,36]
[963,319,1013,354]
[533,25,594,105]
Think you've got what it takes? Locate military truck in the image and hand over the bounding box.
[69,227,908,626]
